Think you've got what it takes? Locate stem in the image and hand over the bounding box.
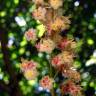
[49,54,53,77]
[51,88,55,96]
[54,71,59,79]
[48,54,56,96]
[49,61,52,76]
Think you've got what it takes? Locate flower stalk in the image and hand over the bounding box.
[51,88,55,96]
[20,0,83,96]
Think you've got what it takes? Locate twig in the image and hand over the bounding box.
[54,70,59,79]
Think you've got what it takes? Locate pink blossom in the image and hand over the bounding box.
[32,7,47,21]
[35,43,40,49]
[62,69,81,82]
[46,23,53,36]
[40,76,54,90]
[36,39,55,54]
[32,0,44,5]
[61,81,81,96]
[57,38,69,50]
[20,59,38,72]
[51,55,62,67]
[49,0,63,9]
[24,69,38,80]
[24,28,37,41]
[51,54,64,67]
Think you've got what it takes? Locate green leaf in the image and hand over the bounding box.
[37,24,46,38]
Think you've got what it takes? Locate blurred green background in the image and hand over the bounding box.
[0,0,96,96]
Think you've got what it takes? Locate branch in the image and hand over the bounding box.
[0,30,16,80]
[0,28,23,96]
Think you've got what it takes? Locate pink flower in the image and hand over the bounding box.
[24,28,37,41]
[61,81,82,96]
[57,38,70,50]
[20,59,38,72]
[49,0,63,9]
[51,51,74,68]
[35,43,40,49]
[32,0,44,5]
[51,55,63,67]
[24,69,38,80]
[58,38,77,50]
[32,7,47,21]
[61,51,74,64]
[46,23,53,36]
[51,52,68,68]
[50,16,71,31]
[36,39,55,54]
[40,76,54,90]
[62,69,81,82]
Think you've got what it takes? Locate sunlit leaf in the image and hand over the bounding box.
[14,0,19,5]
[37,24,46,38]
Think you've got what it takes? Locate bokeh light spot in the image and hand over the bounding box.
[87,38,94,45]
[0,11,6,17]
[74,1,79,7]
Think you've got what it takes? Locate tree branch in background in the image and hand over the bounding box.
[0,28,23,96]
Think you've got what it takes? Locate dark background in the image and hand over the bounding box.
[0,0,96,96]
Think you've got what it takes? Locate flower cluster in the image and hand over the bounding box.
[24,28,37,42]
[51,51,74,68]
[50,16,71,31]
[36,38,55,54]
[20,0,82,95]
[20,58,38,80]
[32,0,70,36]
[24,69,38,80]
[60,80,82,96]
[49,0,63,9]
[32,0,44,5]
[62,69,81,82]
[32,7,47,21]
[57,38,77,51]
[40,76,54,90]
